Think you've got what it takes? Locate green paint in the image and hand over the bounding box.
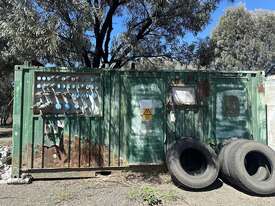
[124,77,165,164]
[12,66,268,177]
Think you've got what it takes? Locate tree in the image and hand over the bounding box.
[0,59,14,125]
[0,0,227,69]
[211,6,275,71]
[194,37,215,69]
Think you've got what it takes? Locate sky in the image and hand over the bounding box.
[111,0,275,44]
[46,0,275,67]
[185,0,275,42]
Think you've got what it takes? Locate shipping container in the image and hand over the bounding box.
[11,65,269,179]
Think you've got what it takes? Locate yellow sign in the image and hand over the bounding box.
[142,108,153,121]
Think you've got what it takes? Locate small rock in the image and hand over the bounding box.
[0,145,12,183]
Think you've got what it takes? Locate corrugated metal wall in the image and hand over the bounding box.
[12,66,267,178]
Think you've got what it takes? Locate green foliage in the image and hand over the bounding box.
[211,6,275,71]
[128,185,178,206]
[194,37,215,69]
[0,0,224,69]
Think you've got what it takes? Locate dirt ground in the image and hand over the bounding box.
[0,172,274,206]
[0,127,275,206]
[0,126,12,147]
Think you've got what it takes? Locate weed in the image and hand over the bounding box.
[128,185,179,206]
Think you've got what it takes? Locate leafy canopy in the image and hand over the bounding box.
[211,6,275,70]
[0,0,225,68]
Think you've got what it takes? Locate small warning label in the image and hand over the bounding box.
[142,108,153,121]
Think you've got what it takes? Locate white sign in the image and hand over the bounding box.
[172,87,196,105]
[139,100,153,109]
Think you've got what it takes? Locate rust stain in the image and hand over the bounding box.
[70,136,80,168]
[258,84,265,94]
[197,80,210,100]
[21,145,30,169]
[33,144,43,168]
[80,138,90,168]
[90,143,109,167]
[43,136,69,168]
[33,136,121,169]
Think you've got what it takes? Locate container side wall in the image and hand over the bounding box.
[11,67,24,178]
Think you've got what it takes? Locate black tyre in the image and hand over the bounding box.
[220,139,269,188]
[220,139,248,178]
[166,138,220,189]
[228,141,275,195]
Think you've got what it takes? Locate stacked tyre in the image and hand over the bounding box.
[166,138,220,189]
[219,139,275,195]
[166,138,275,195]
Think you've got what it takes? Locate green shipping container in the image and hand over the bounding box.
[11,66,268,179]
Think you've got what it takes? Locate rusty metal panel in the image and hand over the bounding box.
[33,117,44,168]
[43,118,69,168]
[11,66,268,178]
[70,117,81,168]
[80,118,91,168]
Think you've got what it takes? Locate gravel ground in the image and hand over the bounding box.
[0,127,12,184]
[0,127,275,206]
[0,172,274,206]
[0,126,12,147]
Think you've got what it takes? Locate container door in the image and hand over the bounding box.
[215,79,250,139]
[125,77,164,164]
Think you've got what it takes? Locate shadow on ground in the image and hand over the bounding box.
[219,174,275,197]
[0,126,12,138]
[171,176,223,192]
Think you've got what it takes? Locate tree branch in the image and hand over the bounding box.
[92,0,127,67]
[103,23,113,62]
[112,18,153,68]
[82,49,92,67]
